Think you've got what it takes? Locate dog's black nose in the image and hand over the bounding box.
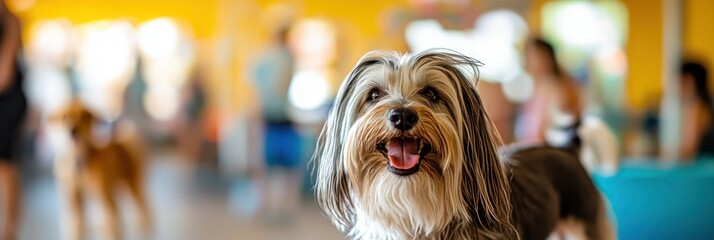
[388,108,418,131]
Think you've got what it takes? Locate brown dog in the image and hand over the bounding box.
[52,102,151,240]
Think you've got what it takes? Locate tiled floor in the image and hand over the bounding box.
[17,152,344,240]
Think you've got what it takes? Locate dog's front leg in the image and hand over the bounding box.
[91,178,121,240]
[56,179,85,240]
[126,171,152,236]
[55,161,85,240]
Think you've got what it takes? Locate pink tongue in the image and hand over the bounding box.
[387,138,420,169]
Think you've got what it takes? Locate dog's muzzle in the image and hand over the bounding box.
[377,108,432,176]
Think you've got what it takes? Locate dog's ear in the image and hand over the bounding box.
[312,50,395,231]
[418,50,517,238]
[460,80,517,238]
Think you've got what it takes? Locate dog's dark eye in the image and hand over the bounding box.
[421,87,439,102]
[368,89,382,102]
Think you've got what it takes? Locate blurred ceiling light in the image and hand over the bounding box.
[137,17,195,122]
[76,20,136,84]
[75,20,137,120]
[137,18,181,59]
[286,18,337,124]
[25,19,75,115]
[541,1,628,88]
[28,19,75,66]
[406,9,527,84]
[25,67,73,114]
[552,2,600,49]
[288,70,330,111]
[543,1,628,55]
[144,86,181,121]
[473,10,527,45]
[289,19,337,69]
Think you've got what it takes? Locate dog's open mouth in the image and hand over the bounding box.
[377,137,432,176]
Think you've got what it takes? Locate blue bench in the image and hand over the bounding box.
[593,158,714,239]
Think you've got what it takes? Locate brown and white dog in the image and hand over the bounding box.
[313,50,615,239]
[52,102,151,240]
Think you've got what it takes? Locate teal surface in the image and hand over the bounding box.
[593,157,714,240]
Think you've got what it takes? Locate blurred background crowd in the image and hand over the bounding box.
[0,0,713,239]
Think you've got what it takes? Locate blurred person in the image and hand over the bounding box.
[678,61,714,159]
[636,94,661,156]
[520,38,619,175]
[174,73,207,164]
[0,1,25,239]
[517,37,582,143]
[250,5,300,224]
[254,25,293,127]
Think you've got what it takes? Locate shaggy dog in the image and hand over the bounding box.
[313,50,615,239]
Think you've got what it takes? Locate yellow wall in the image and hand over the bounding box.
[684,0,714,80]
[619,0,714,110]
[19,0,218,38]
[622,0,663,110]
[527,0,547,33]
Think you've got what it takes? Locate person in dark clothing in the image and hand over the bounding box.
[0,1,26,239]
[679,61,714,159]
